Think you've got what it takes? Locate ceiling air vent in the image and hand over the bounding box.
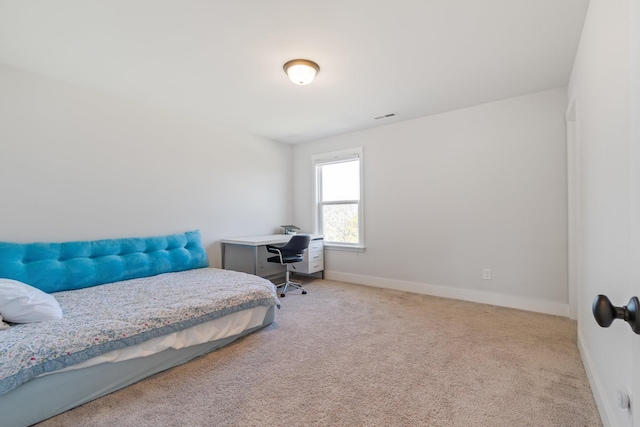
[374,112,397,120]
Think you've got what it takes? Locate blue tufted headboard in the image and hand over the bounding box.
[0,230,209,293]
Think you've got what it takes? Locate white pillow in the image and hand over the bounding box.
[0,278,63,323]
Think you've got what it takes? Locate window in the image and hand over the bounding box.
[313,148,364,251]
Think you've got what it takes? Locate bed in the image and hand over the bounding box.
[0,230,280,427]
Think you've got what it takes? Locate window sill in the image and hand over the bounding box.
[324,243,366,253]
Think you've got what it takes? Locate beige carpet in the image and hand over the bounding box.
[37,280,601,426]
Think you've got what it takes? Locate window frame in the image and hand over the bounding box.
[312,147,365,252]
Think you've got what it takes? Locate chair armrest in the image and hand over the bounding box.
[266,246,284,264]
[266,243,284,254]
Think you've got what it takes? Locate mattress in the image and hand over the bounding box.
[1,267,279,395]
[40,304,271,375]
[0,267,279,426]
[0,305,275,427]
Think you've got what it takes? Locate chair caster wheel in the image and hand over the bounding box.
[280,293,285,297]
[302,290,307,295]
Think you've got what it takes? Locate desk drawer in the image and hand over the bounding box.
[308,240,324,253]
[295,249,324,274]
[305,259,324,274]
[307,250,323,263]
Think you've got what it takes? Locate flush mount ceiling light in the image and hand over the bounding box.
[283,59,320,85]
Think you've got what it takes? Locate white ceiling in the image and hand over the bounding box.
[0,0,589,144]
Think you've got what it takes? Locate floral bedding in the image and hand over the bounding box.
[0,268,279,396]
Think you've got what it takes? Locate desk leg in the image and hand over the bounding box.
[253,246,258,275]
[221,243,226,269]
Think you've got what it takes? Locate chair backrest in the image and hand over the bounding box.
[280,234,311,255]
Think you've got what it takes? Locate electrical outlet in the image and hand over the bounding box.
[483,268,492,280]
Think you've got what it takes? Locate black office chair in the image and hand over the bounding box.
[266,234,311,297]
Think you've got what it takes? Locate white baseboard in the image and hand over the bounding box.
[578,331,615,427]
[324,270,570,317]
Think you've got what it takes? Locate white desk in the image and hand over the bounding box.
[220,234,324,279]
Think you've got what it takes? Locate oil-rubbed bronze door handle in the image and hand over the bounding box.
[592,295,640,334]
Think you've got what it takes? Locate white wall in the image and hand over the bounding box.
[0,64,293,265]
[293,88,569,315]
[568,1,633,426]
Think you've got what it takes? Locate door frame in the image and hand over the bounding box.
[630,0,640,425]
[566,97,580,321]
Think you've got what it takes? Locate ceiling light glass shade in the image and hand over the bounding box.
[283,59,320,85]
